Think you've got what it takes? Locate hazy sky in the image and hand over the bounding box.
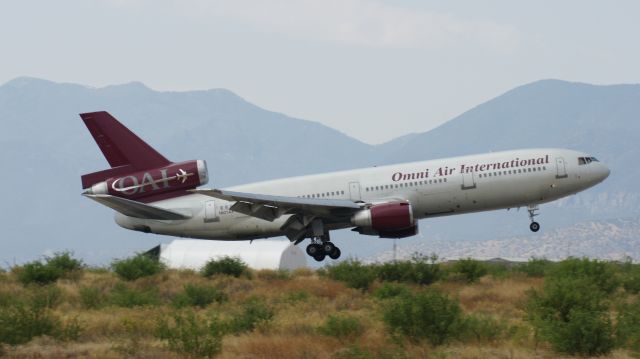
[1,0,638,144]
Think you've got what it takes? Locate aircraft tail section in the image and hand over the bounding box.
[80,111,208,203]
[80,111,171,189]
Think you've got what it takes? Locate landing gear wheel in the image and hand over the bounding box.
[313,253,326,262]
[322,242,336,255]
[329,247,341,260]
[530,222,540,232]
[306,244,321,256]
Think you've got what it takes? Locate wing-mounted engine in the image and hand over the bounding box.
[84,160,209,201]
[351,201,418,238]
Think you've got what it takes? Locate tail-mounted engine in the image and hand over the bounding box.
[84,160,208,201]
[351,201,418,238]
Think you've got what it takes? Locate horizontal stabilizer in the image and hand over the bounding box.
[83,194,191,220]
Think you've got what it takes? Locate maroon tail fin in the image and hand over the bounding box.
[80,111,171,188]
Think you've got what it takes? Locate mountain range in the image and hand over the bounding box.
[0,77,638,265]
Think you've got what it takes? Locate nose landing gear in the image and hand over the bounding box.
[305,234,341,262]
[528,205,540,232]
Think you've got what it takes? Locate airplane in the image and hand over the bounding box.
[80,111,610,262]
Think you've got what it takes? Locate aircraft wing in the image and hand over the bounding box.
[83,194,191,220]
[190,188,362,222]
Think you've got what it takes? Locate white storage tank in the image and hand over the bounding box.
[153,239,307,271]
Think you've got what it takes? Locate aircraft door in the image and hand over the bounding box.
[461,171,476,190]
[555,157,568,178]
[204,200,219,222]
[348,182,362,201]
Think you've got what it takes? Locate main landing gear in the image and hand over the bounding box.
[528,205,540,232]
[305,235,341,262]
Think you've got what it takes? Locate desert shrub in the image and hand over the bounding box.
[373,283,411,300]
[79,286,105,309]
[201,256,249,278]
[256,269,291,280]
[450,258,488,283]
[29,285,63,309]
[515,257,554,277]
[172,283,227,308]
[0,303,57,345]
[45,252,84,279]
[382,290,463,345]
[552,309,614,356]
[460,314,507,343]
[375,260,415,283]
[225,297,274,334]
[282,290,309,303]
[318,314,364,340]
[111,254,165,281]
[14,252,85,286]
[109,283,160,307]
[57,317,83,342]
[485,262,510,279]
[333,345,408,359]
[375,254,442,285]
[325,260,376,291]
[616,300,640,350]
[621,263,640,294]
[15,261,61,286]
[155,311,224,358]
[526,275,614,356]
[548,257,619,294]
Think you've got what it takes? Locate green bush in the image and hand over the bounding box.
[616,300,640,351]
[155,311,224,358]
[621,264,640,294]
[333,345,408,359]
[15,261,61,286]
[551,309,614,356]
[282,290,309,303]
[318,314,364,340]
[29,285,63,309]
[375,254,442,285]
[373,283,411,300]
[450,258,488,283]
[111,254,165,281]
[225,297,274,334]
[526,275,614,356]
[326,260,376,291]
[0,303,57,345]
[172,283,227,308]
[547,257,619,295]
[515,257,554,277]
[382,290,463,345]
[79,286,105,309]
[485,262,510,279]
[460,314,507,343]
[45,252,84,279]
[109,283,160,307]
[201,256,250,278]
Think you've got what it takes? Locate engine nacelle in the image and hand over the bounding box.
[351,202,418,238]
[85,160,208,200]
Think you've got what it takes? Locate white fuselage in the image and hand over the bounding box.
[115,148,610,240]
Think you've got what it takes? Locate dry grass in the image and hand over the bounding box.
[0,267,637,359]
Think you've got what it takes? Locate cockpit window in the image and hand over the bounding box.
[578,156,600,165]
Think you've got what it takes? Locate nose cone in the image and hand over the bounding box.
[599,163,611,182]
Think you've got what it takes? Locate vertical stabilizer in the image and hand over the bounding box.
[80,111,172,188]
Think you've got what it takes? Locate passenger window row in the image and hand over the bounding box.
[365,178,448,192]
[299,190,346,199]
[477,166,546,178]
